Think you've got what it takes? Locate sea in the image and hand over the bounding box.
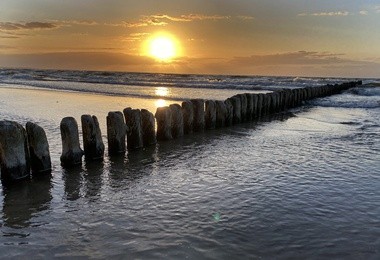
[0,68,379,259]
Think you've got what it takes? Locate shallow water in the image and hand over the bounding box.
[0,71,379,259]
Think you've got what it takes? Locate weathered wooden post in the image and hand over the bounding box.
[191,99,205,132]
[123,108,143,150]
[107,111,126,155]
[267,93,274,114]
[0,121,30,183]
[169,104,184,138]
[141,109,157,146]
[229,96,241,124]
[306,87,313,100]
[26,122,52,173]
[277,92,282,112]
[246,94,254,121]
[81,115,104,160]
[60,117,84,167]
[205,100,217,130]
[238,94,248,122]
[155,106,173,141]
[261,94,269,116]
[224,99,234,126]
[289,90,296,108]
[182,100,194,135]
[215,100,227,128]
[257,94,264,117]
[252,94,258,118]
[272,92,280,113]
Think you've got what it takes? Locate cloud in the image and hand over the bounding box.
[1,51,380,77]
[237,15,255,21]
[0,34,20,39]
[58,20,98,26]
[0,21,59,31]
[0,44,16,49]
[124,17,168,28]
[121,32,150,42]
[121,13,230,28]
[0,52,156,71]
[225,51,380,77]
[298,11,350,17]
[231,51,348,66]
[359,10,368,16]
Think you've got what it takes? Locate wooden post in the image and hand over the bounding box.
[205,100,217,130]
[141,109,157,146]
[246,94,254,121]
[224,99,234,126]
[81,115,104,160]
[257,94,264,117]
[26,122,52,173]
[182,100,194,135]
[191,99,205,132]
[123,108,143,150]
[229,96,242,124]
[60,117,84,166]
[0,121,30,183]
[215,100,227,128]
[107,111,126,155]
[155,106,173,141]
[169,104,184,138]
[238,94,248,122]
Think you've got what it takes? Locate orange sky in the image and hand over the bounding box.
[1,0,380,77]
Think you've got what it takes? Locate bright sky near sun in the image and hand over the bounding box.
[1,0,380,77]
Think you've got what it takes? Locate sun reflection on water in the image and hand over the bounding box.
[155,87,170,97]
[155,99,167,108]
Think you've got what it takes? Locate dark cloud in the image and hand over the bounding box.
[0,22,59,31]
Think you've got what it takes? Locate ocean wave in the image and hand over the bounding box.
[311,99,379,109]
[348,86,380,97]
[0,68,346,91]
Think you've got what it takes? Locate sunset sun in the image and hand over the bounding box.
[145,33,180,61]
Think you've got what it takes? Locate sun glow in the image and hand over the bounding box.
[145,33,180,62]
[155,99,167,108]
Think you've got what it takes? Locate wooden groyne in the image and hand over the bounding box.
[0,81,362,184]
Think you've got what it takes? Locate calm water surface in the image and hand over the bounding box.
[0,71,379,259]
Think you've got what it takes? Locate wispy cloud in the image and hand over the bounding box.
[236,15,255,21]
[0,44,16,49]
[120,14,230,28]
[0,21,59,31]
[359,10,368,16]
[121,32,150,42]
[58,20,98,26]
[231,51,354,66]
[0,33,21,39]
[298,11,350,17]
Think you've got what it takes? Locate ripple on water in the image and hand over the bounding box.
[0,96,380,258]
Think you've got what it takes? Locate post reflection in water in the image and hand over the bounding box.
[83,161,105,201]
[108,146,158,189]
[62,166,84,201]
[2,175,52,229]
[62,162,105,201]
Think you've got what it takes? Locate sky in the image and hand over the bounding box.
[1,0,380,77]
